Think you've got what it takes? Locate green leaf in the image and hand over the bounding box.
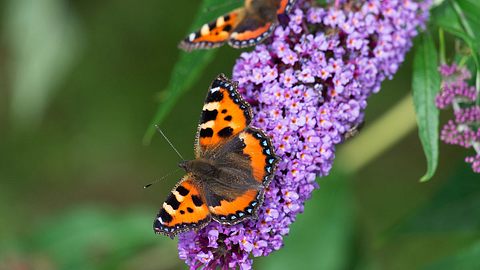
[432,0,462,32]
[257,171,354,270]
[442,25,480,66]
[143,50,215,144]
[453,0,480,41]
[143,0,228,145]
[412,32,441,182]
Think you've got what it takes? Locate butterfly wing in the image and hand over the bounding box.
[195,73,252,157]
[239,127,277,185]
[207,127,278,224]
[179,0,297,51]
[228,0,294,48]
[179,8,245,51]
[153,175,211,238]
[228,12,276,48]
[277,0,297,15]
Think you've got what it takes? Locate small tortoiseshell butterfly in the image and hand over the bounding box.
[179,0,297,51]
[154,74,278,237]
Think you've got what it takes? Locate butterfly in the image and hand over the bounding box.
[179,0,297,51]
[153,74,278,237]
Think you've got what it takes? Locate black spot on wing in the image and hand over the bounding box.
[224,115,232,121]
[187,207,194,213]
[206,90,224,103]
[201,109,218,124]
[224,15,230,21]
[223,24,232,32]
[176,186,189,196]
[200,128,214,138]
[159,209,173,223]
[208,21,216,30]
[192,195,203,207]
[210,74,253,126]
[180,210,185,215]
[221,109,227,113]
[218,127,234,137]
[165,194,180,210]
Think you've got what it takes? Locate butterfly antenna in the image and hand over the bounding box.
[144,168,181,189]
[204,0,240,12]
[155,125,185,161]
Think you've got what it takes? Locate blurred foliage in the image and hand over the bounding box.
[4,0,82,129]
[398,165,480,234]
[1,0,480,269]
[426,241,480,270]
[258,171,354,270]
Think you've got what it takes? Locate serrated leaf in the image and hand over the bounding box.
[143,0,230,145]
[412,32,441,182]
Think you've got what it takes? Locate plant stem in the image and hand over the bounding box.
[439,28,446,65]
[458,55,469,67]
[474,69,479,108]
[450,0,480,120]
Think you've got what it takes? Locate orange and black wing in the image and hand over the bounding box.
[179,8,245,51]
[277,0,297,15]
[208,127,279,224]
[228,15,276,48]
[239,127,278,185]
[153,175,211,238]
[227,0,298,48]
[195,73,253,157]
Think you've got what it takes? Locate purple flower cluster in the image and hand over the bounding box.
[436,64,480,173]
[178,0,431,268]
[435,65,478,109]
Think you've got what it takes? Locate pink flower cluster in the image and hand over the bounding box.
[436,64,480,173]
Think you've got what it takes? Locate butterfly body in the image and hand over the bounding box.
[178,153,260,202]
[179,0,297,51]
[154,74,278,238]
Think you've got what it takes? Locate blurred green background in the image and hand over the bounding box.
[1,0,479,269]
